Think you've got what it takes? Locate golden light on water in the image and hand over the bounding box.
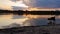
[23,14,38,19]
[23,14,55,19]
[0,15,29,27]
[0,14,60,28]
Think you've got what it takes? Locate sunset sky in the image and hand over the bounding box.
[0,0,28,10]
[0,0,60,10]
[23,0,60,8]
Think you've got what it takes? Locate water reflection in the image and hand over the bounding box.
[0,14,60,28]
[0,14,28,28]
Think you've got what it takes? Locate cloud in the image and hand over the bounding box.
[0,0,60,10]
[10,0,20,2]
[0,0,14,10]
[12,6,28,10]
[12,1,28,7]
[0,0,28,10]
[23,0,60,8]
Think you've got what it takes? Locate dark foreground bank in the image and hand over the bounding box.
[0,25,60,34]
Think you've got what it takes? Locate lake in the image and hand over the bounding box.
[0,14,60,28]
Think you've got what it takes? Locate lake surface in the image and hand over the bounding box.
[0,14,60,28]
